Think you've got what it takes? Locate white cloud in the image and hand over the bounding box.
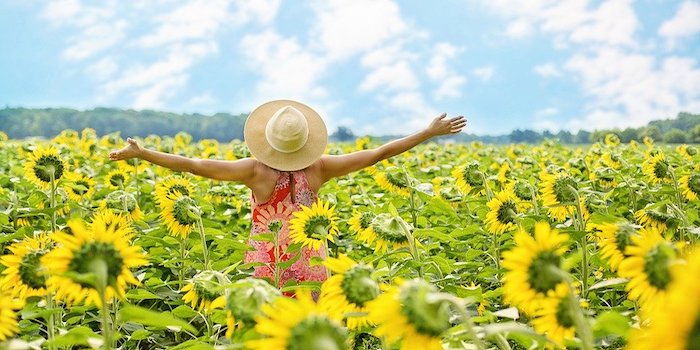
[41,0,125,61]
[86,57,119,81]
[659,1,700,49]
[310,0,410,61]
[359,61,419,92]
[486,0,640,48]
[240,30,329,103]
[505,19,534,38]
[537,107,559,116]
[472,66,495,82]
[187,92,216,107]
[425,43,467,100]
[533,63,562,78]
[564,48,700,130]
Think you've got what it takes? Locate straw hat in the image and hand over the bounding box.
[244,100,328,171]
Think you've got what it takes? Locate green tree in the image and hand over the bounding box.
[639,126,662,141]
[663,128,688,143]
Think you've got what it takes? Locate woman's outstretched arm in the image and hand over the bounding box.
[318,113,466,181]
[108,137,256,183]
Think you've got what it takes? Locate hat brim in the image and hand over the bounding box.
[244,100,328,171]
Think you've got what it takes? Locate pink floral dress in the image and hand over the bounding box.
[244,170,328,290]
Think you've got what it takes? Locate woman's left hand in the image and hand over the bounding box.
[426,113,467,136]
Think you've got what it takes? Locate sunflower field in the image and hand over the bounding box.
[0,129,699,350]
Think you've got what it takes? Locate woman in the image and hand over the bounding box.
[109,100,466,288]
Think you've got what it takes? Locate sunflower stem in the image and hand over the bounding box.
[569,185,589,297]
[492,233,501,274]
[546,266,594,350]
[196,217,210,270]
[45,294,57,350]
[668,168,685,212]
[611,167,636,211]
[94,260,113,350]
[445,297,486,350]
[49,171,57,233]
[477,171,493,201]
[402,167,423,278]
[273,227,281,288]
[179,238,187,288]
[528,183,540,215]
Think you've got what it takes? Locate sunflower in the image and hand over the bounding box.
[321,255,380,329]
[497,162,511,184]
[431,177,444,199]
[531,283,581,348]
[63,172,96,202]
[91,210,136,239]
[539,171,580,222]
[676,144,697,162]
[367,279,451,350]
[618,226,681,316]
[588,222,636,272]
[485,189,520,234]
[627,248,700,350]
[160,194,200,238]
[679,174,700,201]
[0,291,23,341]
[154,176,195,208]
[642,153,671,185]
[246,289,348,350]
[24,145,66,189]
[604,133,620,147]
[118,156,148,174]
[357,213,410,254]
[634,206,672,232]
[104,169,129,190]
[348,210,373,236]
[502,222,571,315]
[355,136,371,151]
[289,200,339,250]
[224,277,281,337]
[0,233,54,300]
[451,162,484,196]
[375,167,410,196]
[181,270,229,313]
[101,190,144,222]
[41,218,147,307]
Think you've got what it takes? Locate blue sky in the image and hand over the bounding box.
[1,0,699,136]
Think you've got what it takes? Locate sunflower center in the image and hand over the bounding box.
[109,174,126,187]
[527,251,563,293]
[653,159,669,180]
[643,243,675,290]
[268,219,283,234]
[341,265,379,307]
[399,281,452,337]
[497,200,518,224]
[69,242,124,287]
[553,176,577,204]
[359,213,373,230]
[615,225,635,256]
[19,250,48,289]
[172,196,199,225]
[304,215,332,239]
[287,316,348,350]
[34,155,64,183]
[689,174,700,194]
[686,315,700,350]
[555,296,575,329]
[686,146,698,156]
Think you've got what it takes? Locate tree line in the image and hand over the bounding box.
[0,107,698,144]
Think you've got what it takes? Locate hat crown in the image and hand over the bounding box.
[265,106,309,153]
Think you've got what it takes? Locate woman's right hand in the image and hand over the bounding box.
[108,137,143,161]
